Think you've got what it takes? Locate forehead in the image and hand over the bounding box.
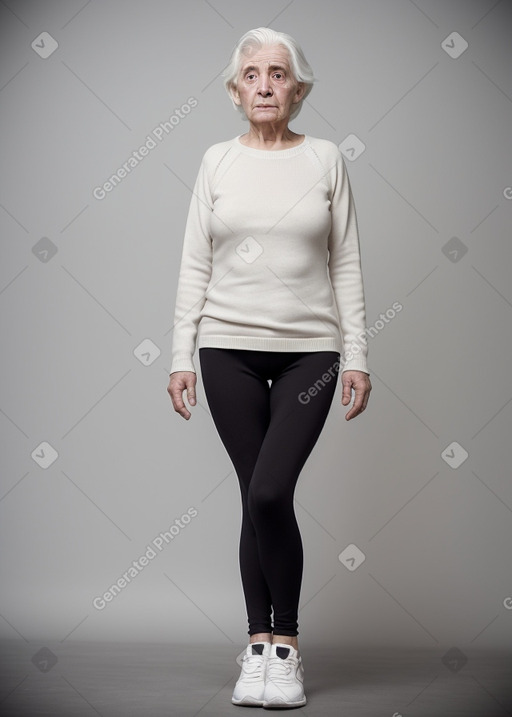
[239,44,291,70]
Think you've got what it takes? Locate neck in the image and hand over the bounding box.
[241,122,301,149]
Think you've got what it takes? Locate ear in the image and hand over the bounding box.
[229,83,241,106]
[293,82,306,104]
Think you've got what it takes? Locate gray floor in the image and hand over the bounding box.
[0,639,510,716]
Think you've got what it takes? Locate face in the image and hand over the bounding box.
[230,43,305,124]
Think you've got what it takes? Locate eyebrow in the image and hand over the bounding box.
[241,63,288,74]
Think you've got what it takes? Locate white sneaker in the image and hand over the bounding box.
[263,643,306,709]
[232,641,271,706]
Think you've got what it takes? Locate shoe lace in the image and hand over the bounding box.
[241,653,265,681]
[267,655,295,683]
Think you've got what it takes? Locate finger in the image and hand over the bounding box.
[345,386,365,420]
[341,379,353,405]
[176,399,191,420]
[169,384,191,419]
[186,382,196,406]
[361,388,371,412]
[169,384,184,410]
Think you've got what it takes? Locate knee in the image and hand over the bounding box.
[248,482,290,518]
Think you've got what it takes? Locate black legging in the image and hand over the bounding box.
[199,348,340,637]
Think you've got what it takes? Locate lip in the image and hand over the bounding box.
[255,105,276,108]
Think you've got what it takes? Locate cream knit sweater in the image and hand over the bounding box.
[169,134,369,376]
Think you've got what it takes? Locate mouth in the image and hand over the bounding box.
[255,105,276,108]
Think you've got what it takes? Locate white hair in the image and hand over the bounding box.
[222,27,315,122]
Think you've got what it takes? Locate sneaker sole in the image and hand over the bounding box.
[232,696,265,706]
[263,696,307,709]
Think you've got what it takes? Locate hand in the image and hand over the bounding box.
[167,371,197,420]
[341,370,372,421]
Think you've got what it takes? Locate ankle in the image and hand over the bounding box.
[272,634,298,651]
[249,632,272,644]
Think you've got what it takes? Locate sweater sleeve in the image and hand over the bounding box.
[169,153,213,375]
[327,148,370,375]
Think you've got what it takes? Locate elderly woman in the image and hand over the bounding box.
[167,27,371,709]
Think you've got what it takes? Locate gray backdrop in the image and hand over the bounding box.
[1,0,511,657]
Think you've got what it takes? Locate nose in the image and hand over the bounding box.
[257,75,272,97]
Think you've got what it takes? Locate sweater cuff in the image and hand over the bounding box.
[169,354,196,375]
[340,353,370,375]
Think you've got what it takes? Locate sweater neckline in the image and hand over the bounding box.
[234,134,310,158]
